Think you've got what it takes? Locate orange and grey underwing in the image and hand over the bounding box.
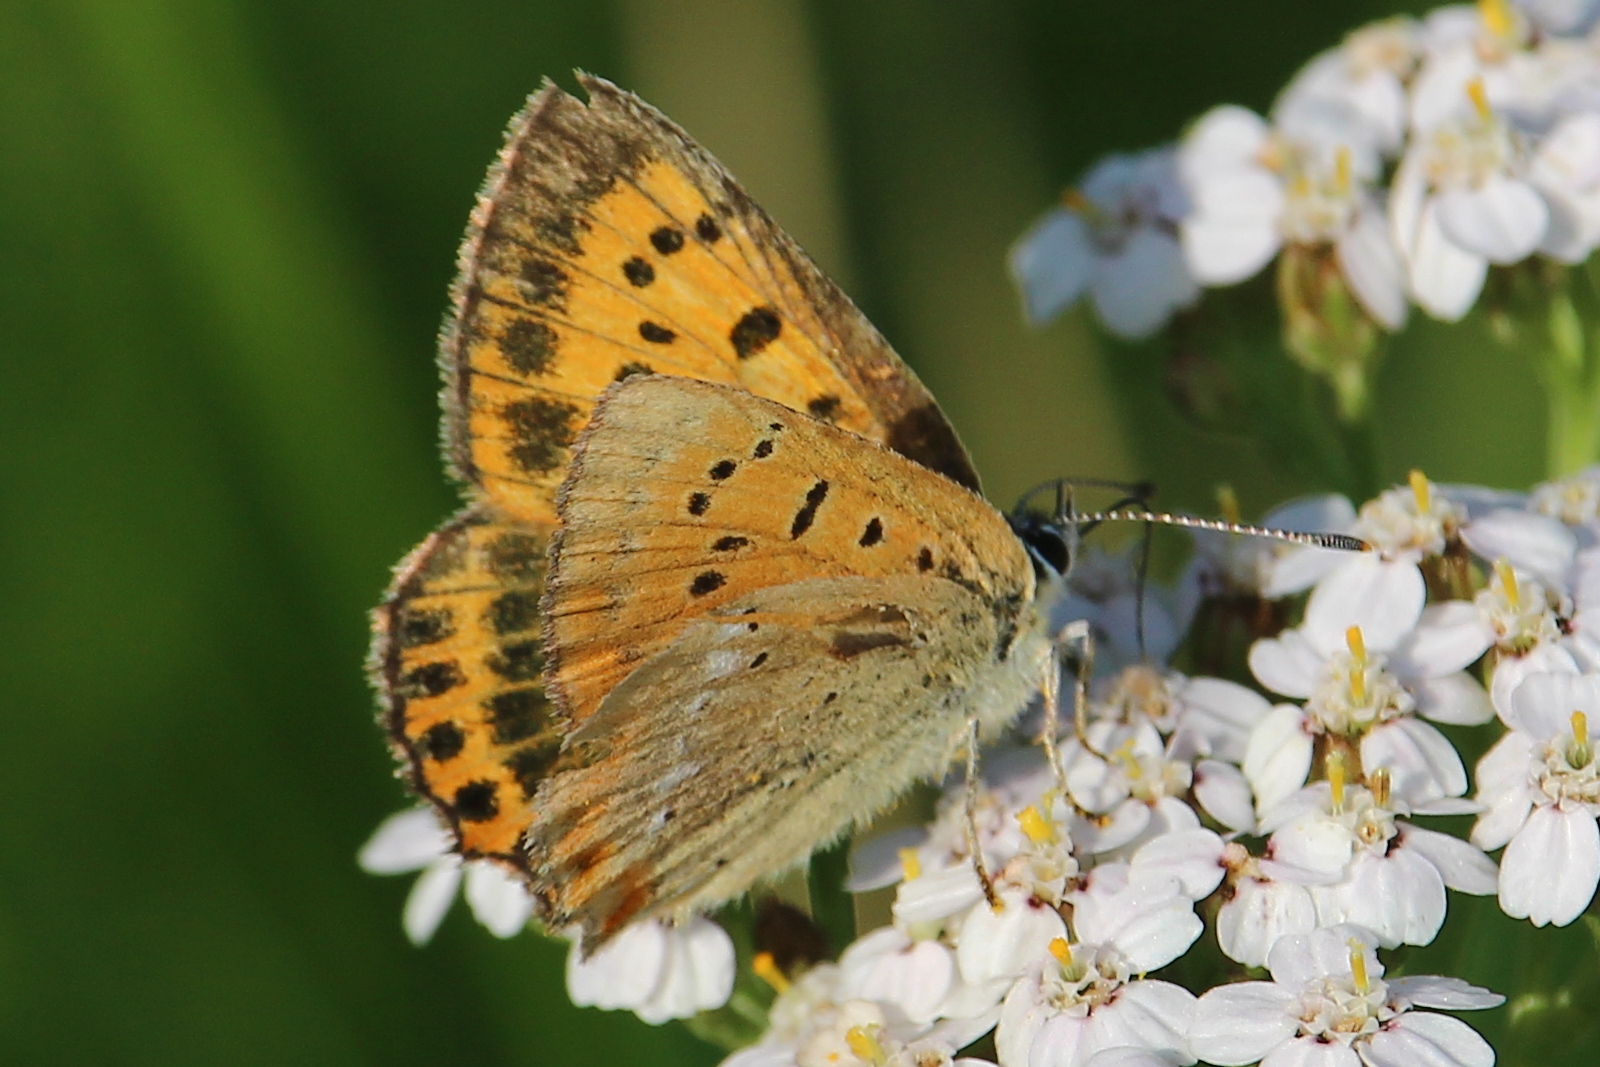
[369,73,1058,949]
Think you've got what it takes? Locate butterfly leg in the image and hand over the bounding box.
[963,713,1000,910]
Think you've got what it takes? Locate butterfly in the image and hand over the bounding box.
[370,73,1068,950]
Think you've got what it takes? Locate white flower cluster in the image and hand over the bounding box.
[1012,0,1600,338]
[356,462,1600,1065]
[705,464,1600,1067]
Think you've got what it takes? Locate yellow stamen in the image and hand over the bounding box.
[1370,766,1391,809]
[1328,750,1348,814]
[1335,146,1352,195]
[1346,626,1367,664]
[1572,711,1591,768]
[1349,939,1371,993]
[1409,469,1433,514]
[1112,738,1144,780]
[1478,0,1513,38]
[1495,558,1521,610]
[898,846,922,883]
[1466,77,1493,123]
[752,951,790,994]
[1018,805,1057,845]
[846,1025,888,1067]
[1346,626,1368,704]
[1048,937,1074,966]
[1217,484,1241,527]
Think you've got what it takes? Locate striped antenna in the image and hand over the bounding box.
[1073,509,1369,552]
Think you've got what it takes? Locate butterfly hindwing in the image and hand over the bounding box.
[537,376,1044,940]
[529,574,1022,942]
[370,509,562,866]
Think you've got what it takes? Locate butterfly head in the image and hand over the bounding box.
[1007,478,1157,581]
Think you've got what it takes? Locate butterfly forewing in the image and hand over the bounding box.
[537,376,1042,941]
[443,73,979,523]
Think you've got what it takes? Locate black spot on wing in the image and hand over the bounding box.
[689,570,726,596]
[807,395,841,422]
[917,547,934,573]
[504,396,579,474]
[859,518,884,548]
[486,688,551,744]
[623,256,655,287]
[518,258,568,310]
[650,226,685,254]
[454,781,499,822]
[487,639,543,682]
[615,360,654,380]
[731,307,782,359]
[420,721,465,761]
[638,321,675,344]
[696,213,722,242]
[688,492,711,516]
[400,661,464,699]
[486,531,545,581]
[500,319,558,377]
[752,439,773,459]
[712,535,750,551]
[397,606,455,649]
[488,591,539,635]
[507,739,563,794]
[709,459,737,480]
[790,480,829,539]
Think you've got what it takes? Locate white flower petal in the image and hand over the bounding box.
[1492,645,1580,721]
[1499,804,1600,926]
[1336,202,1409,330]
[402,859,463,946]
[1434,177,1549,264]
[957,891,1067,985]
[1387,975,1505,1011]
[894,863,987,927]
[1404,196,1488,322]
[1461,509,1578,584]
[1244,706,1315,812]
[1314,848,1445,947]
[1260,1039,1361,1067]
[1190,982,1298,1065]
[1175,676,1274,762]
[1194,759,1259,833]
[1090,228,1197,339]
[1365,1011,1495,1067]
[1181,214,1282,286]
[1303,555,1424,653]
[462,861,533,938]
[566,921,667,1010]
[839,927,956,1024]
[1391,601,1493,679]
[1102,980,1196,1060]
[358,807,451,874]
[1399,824,1499,895]
[1507,669,1600,739]
[1361,717,1468,803]
[1249,630,1324,699]
[1412,672,1495,727]
[634,919,736,1023]
[1009,208,1094,325]
[1181,106,1272,180]
[1216,879,1317,968]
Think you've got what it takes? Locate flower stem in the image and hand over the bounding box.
[1542,276,1600,478]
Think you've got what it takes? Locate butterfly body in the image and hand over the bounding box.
[371,74,1059,950]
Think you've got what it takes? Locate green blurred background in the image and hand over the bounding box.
[0,0,1561,1063]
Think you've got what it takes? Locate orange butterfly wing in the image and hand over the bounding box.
[372,75,980,870]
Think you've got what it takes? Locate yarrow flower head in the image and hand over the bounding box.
[1190,925,1503,1067]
